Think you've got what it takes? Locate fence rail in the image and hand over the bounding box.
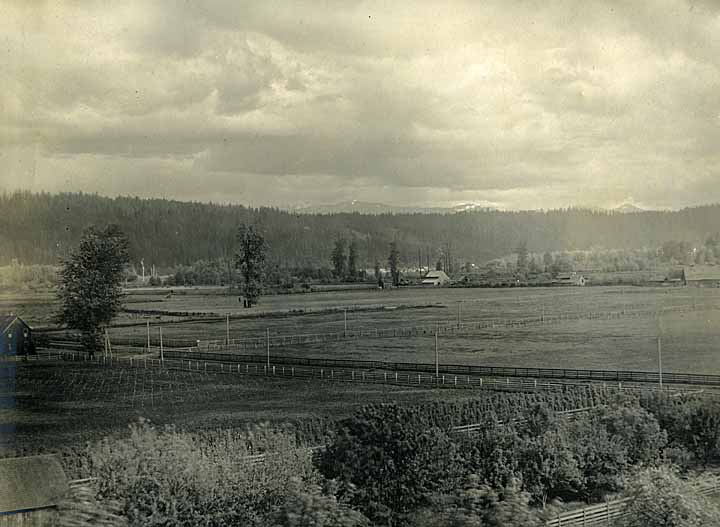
[161,349,720,388]
[545,477,720,526]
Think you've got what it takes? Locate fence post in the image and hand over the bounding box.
[606,500,610,525]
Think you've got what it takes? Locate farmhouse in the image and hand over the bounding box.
[554,272,586,286]
[682,265,720,287]
[421,270,451,286]
[1,315,35,356]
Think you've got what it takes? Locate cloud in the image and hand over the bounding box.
[1,0,720,210]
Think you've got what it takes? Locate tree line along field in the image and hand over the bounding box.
[93,285,720,374]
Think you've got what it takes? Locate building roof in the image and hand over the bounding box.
[1,316,29,334]
[556,272,582,280]
[683,265,720,281]
[423,270,450,280]
[0,455,68,513]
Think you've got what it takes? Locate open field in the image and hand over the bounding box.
[96,286,720,374]
[0,359,495,455]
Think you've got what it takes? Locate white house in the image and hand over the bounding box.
[421,270,451,286]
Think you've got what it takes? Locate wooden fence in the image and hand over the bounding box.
[194,304,703,352]
[163,349,720,388]
[545,477,720,526]
[28,351,579,393]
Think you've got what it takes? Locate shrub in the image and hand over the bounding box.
[77,420,320,527]
[316,404,464,525]
[621,466,720,527]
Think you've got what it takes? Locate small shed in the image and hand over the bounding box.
[421,270,451,286]
[0,455,68,525]
[0,317,34,357]
[682,265,720,287]
[554,272,586,286]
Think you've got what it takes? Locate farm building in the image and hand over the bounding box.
[554,272,586,286]
[682,265,720,287]
[0,455,69,525]
[421,270,451,286]
[1,316,35,356]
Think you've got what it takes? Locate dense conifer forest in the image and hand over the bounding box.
[2,191,720,268]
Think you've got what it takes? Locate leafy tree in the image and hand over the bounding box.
[516,431,583,506]
[56,225,130,357]
[542,252,554,272]
[373,261,381,281]
[273,479,369,527]
[347,240,358,281]
[388,242,400,286]
[621,466,720,527]
[410,477,543,527]
[676,400,720,466]
[316,404,463,525]
[597,405,667,465]
[436,259,443,271]
[331,239,347,279]
[235,224,268,307]
[516,242,528,275]
[566,413,629,498]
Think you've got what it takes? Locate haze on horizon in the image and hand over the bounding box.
[1,1,719,211]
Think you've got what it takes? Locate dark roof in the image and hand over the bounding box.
[684,266,720,281]
[0,455,68,513]
[0,316,30,334]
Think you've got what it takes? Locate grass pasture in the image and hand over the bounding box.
[107,286,720,374]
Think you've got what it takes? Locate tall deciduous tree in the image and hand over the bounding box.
[388,242,400,286]
[516,241,529,274]
[332,239,347,279]
[56,225,130,357]
[347,240,359,281]
[234,224,268,307]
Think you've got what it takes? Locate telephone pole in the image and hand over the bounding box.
[435,325,439,378]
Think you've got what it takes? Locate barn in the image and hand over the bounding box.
[1,316,35,356]
[682,265,720,287]
[421,270,451,286]
[0,455,69,525]
[554,272,587,286]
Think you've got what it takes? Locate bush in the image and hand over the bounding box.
[621,466,720,527]
[272,479,369,527]
[316,404,464,525]
[77,420,320,527]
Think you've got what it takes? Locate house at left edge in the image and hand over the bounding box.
[1,316,35,356]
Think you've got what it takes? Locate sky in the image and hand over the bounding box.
[1,1,719,211]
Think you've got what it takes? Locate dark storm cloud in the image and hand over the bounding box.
[1,0,720,209]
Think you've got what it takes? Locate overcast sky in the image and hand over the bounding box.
[1,1,719,210]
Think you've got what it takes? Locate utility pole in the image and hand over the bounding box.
[159,326,164,362]
[146,321,150,351]
[657,310,663,389]
[457,301,461,328]
[435,324,439,378]
[266,328,270,370]
[344,308,348,337]
[226,314,230,345]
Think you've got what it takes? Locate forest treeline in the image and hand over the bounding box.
[3,191,720,269]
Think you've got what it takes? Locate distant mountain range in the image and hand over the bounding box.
[292,200,651,215]
[292,200,497,215]
[613,203,647,213]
